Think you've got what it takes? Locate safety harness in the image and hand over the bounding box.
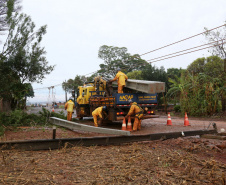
[133,103,144,120]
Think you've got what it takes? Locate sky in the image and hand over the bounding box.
[13,0,226,102]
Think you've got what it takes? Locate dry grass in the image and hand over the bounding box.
[0,138,225,184]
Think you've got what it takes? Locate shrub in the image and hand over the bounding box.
[174,105,181,112]
[0,108,68,136]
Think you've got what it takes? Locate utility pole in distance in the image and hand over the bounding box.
[65,80,67,103]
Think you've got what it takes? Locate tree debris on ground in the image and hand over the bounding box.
[0,137,225,184]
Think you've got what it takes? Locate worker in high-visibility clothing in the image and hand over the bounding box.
[64,97,75,121]
[92,106,107,127]
[109,68,128,93]
[125,99,144,131]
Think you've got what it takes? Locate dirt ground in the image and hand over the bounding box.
[0,138,226,184]
[0,114,226,184]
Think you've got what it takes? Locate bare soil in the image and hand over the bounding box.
[0,114,226,184]
[0,138,225,184]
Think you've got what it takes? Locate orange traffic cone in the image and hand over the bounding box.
[122,118,127,131]
[52,107,54,112]
[184,112,190,126]
[126,116,133,131]
[166,112,172,126]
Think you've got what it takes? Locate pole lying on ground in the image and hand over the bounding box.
[0,123,218,151]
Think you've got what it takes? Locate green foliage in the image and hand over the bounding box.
[174,105,181,112]
[0,0,21,34]
[1,13,54,83]
[62,75,85,92]
[166,56,226,116]
[0,108,68,136]
[167,68,184,79]
[97,45,147,78]
[141,64,168,84]
[141,64,168,104]
[51,111,67,120]
[127,70,143,80]
[0,12,54,110]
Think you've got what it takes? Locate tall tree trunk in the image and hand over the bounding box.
[222,59,226,112]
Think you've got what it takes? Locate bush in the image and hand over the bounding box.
[174,105,181,112]
[0,108,68,136]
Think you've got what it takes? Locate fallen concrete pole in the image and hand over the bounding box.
[0,129,217,151]
[49,117,131,136]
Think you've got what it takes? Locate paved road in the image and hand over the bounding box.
[27,107,69,116]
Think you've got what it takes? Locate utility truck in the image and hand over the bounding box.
[75,77,165,124]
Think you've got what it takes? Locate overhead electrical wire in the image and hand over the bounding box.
[33,83,62,90]
[140,24,226,56]
[147,39,225,62]
[149,42,226,63]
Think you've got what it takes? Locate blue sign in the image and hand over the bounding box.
[136,93,157,104]
[113,93,157,105]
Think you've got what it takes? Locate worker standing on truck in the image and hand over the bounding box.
[109,68,128,93]
[64,97,75,121]
[125,100,144,131]
[92,106,107,127]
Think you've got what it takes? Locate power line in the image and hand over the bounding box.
[149,42,226,63]
[140,24,226,56]
[33,83,62,90]
[147,39,225,62]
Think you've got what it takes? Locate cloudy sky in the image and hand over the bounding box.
[20,0,226,102]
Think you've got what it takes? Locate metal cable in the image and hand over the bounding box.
[140,24,226,56]
[149,42,226,63]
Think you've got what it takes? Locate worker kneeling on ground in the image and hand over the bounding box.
[64,97,75,121]
[92,106,107,127]
[109,68,128,93]
[125,99,144,131]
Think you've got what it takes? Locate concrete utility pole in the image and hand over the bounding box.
[65,80,67,102]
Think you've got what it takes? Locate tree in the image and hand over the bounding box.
[166,56,226,116]
[187,56,225,113]
[127,70,143,80]
[1,13,54,82]
[166,71,191,112]
[62,75,86,93]
[141,64,168,84]
[141,64,168,105]
[0,13,54,109]
[187,56,223,77]
[204,24,226,60]
[187,57,206,74]
[167,68,184,79]
[0,0,21,35]
[98,45,147,78]
[204,23,226,111]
